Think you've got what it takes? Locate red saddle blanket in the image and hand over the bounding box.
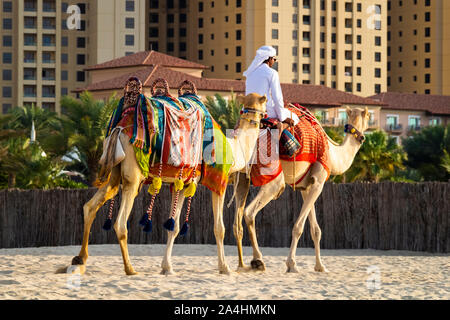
[251,106,330,187]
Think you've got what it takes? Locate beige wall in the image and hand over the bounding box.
[388,0,450,95]
[149,0,387,97]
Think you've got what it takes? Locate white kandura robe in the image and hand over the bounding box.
[245,63,300,125]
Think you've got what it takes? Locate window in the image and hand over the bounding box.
[292,63,298,72]
[61,36,68,46]
[125,0,134,11]
[374,84,381,94]
[125,18,134,29]
[76,54,85,65]
[293,14,298,24]
[180,28,187,37]
[125,35,134,46]
[198,18,203,28]
[303,32,310,41]
[61,53,68,64]
[236,14,241,24]
[61,70,68,81]
[236,46,241,56]
[236,62,241,73]
[425,74,431,83]
[168,28,174,38]
[236,30,242,40]
[3,52,12,64]
[375,68,381,78]
[425,58,431,68]
[167,43,174,51]
[292,30,298,40]
[425,27,430,37]
[149,13,159,23]
[408,116,421,130]
[3,18,12,29]
[303,48,310,57]
[272,29,278,39]
[180,42,186,51]
[292,47,298,56]
[76,71,85,82]
[149,0,158,8]
[375,36,381,46]
[2,69,12,81]
[2,86,12,98]
[425,12,430,22]
[3,1,12,12]
[198,34,203,44]
[77,37,86,48]
[180,14,187,23]
[425,43,431,52]
[272,13,278,23]
[236,0,242,8]
[375,52,381,62]
[198,50,203,60]
[3,35,12,47]
[2,104,11,114]
[272,0,279,6]
[303,15,310,25]
[302,64,310,74]
[357,67,361,76]
[149,41,158,51]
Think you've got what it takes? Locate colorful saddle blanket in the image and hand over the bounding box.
[106,94,233,196]
[250,105,330,187]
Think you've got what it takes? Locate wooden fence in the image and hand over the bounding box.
[0,182,448,253]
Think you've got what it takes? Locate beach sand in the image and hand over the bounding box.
[0,244,448,300]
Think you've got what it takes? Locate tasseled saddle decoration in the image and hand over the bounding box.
[140,163,163,233]
[102,195,130,231]
[163,169,184,232]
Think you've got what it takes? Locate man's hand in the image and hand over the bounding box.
[282,118,295,127]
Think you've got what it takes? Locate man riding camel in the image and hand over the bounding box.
[244,45,300,131]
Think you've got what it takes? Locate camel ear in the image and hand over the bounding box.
[236,95,245,105]
[363,107,370,118]
[346,106,352,118]
[259,95,267,104]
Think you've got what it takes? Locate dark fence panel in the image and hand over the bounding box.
[0,182,448,253]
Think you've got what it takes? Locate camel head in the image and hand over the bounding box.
[345,106,370,144]
[236,93,267,127]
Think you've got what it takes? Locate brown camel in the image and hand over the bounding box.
[59,91,267,276]
[232,107,370,273]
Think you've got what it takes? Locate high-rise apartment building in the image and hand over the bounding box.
[387,0,450,95]
[147,0,388,97]
[0,0,146,114]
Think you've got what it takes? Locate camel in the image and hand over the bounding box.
[59,84,267,276]
[232,106,370,273]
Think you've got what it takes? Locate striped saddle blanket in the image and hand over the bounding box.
[250,105,330,187]
[109,93,233,196]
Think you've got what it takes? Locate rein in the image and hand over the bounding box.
[240,106,266,126]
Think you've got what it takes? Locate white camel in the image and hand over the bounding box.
[233,106,370,273]
[59,92,267,276]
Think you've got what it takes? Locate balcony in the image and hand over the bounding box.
[386,124,403,133]
[24,17,37,29]
[42,35,56,47]
[24,85,37,98]
[43,18,56,30]
[407,125,422,135]
[24,34,37,46]
[42,86,56,98]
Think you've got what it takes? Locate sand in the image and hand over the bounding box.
[0,244,448,300]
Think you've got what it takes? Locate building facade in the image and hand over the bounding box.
[387,0,450,95]
[0,0,146,114]
[147,0,388,97]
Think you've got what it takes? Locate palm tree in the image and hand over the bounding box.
[345,130,407,182]
[56,91,119,185]
[204,93,241,133]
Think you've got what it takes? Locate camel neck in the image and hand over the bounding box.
[328,133,362,176]
[228,118,261,174]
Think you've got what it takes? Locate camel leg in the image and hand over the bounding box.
[233,173,251,271]
[211,191,231,275]
[113,138,144,275]
[244,172,285,271]
[286,164,328,273]
[69,166,121,274]
[305,200,328,273]
[161,190,186,275]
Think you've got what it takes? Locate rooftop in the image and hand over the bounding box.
[85,50,209,71]
[370,92,450,115]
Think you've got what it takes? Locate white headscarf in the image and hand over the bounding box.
[243,45,277,78]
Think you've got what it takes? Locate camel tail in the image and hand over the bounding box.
[94,129,121,188]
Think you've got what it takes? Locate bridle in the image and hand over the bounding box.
[344,124,365,144]
[240,106,267,126]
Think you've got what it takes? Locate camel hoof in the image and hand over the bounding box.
[314,265,329,273]
[250,259,266,271]
[125,269,138,276]
[71,256,84,266]
[219,265,232,275]
[236,265,251,273]
[161,269,175,276]
[286,265,299,273]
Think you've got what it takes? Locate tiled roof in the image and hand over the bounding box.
[77,65,244,93]
[85,51,209,71]
[282,83,386,107]
[370,92,450,115]
[77,64,385,107]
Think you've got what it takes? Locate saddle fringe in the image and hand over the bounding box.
[94,129,121,188]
